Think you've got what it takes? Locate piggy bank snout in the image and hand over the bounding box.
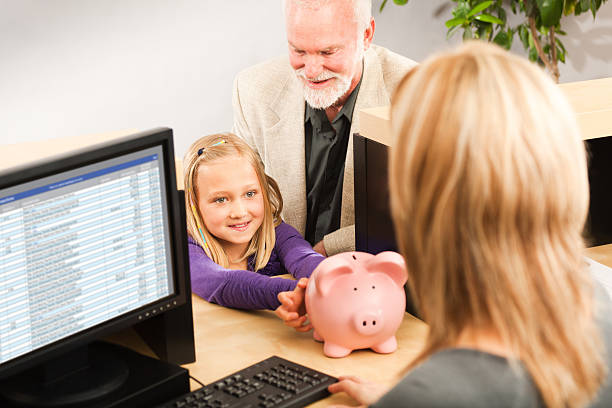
[353,310,384,335]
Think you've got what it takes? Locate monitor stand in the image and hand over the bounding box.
[0,342,189,408]
[0,343,128,407]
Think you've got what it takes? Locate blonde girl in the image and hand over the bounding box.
[329,42,612,407]
[184,133,323,310]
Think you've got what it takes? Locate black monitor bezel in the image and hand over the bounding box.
[0,127,189,379]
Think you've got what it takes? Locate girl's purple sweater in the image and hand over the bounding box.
[188,221,324,310]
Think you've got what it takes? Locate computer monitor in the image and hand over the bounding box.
[584,136,612,247]
[354,133,612,318]
[0,128,191,406]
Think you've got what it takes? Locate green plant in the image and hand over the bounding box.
[379,0,609,82]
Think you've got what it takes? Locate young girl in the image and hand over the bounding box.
[183,133,323,311]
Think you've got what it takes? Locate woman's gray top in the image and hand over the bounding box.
[372,282,612,407]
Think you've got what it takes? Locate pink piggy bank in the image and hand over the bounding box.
[305,251,407,358]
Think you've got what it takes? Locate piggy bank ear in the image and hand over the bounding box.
[367,251,407,287]
[313,257,354,297]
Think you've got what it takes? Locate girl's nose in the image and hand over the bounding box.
[229,201,247,218]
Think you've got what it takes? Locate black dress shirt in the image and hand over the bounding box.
[303,78,362,246]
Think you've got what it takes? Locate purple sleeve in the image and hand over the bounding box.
[188,240,297,310]
[273,222,325,280]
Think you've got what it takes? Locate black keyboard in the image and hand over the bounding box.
[156,356,337,408]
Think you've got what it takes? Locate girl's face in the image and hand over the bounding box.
[196,156,265,257]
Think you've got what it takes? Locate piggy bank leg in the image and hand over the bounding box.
[323,342,352,358]
[371,336,398,354]
[313,330,324,343]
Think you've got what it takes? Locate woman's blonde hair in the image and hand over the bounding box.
[389,42,606,407]
[183,133,283,271]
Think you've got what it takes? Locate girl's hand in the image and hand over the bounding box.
[275,278,312,332]
[328,376,386,407]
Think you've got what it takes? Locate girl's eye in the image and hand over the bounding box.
[214,197,227,204]
[245,191,256,198]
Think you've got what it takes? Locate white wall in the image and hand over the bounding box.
[1,0,611,158]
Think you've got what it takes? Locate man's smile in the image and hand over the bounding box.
[304,77,334,89]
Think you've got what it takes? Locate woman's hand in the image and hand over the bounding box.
[328,375,386,407]
[275,278,312,332]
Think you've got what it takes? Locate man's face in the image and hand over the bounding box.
[285,0,365,109]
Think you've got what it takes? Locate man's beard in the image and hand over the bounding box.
[295,69,352,109]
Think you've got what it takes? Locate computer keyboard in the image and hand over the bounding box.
[155,356,337,408]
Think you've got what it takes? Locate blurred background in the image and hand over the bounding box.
[1,0,611,157]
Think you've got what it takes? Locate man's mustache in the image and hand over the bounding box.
[295,69,337,82]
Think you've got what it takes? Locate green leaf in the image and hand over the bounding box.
[506,28,515,48]
[519,24,530,49]
[476,24,488,39]
[591,0,603,17]
[453,2,472,18]
[467,1,494,18]
[445,16,466,28]
[393,0,409,5]
[493,30,511,49]
[474,13,505,24]
[556,36,567,52]
[579,0,590,15]
[447,24,462,39]
[535,0,564,26]
[379,0,388,12]
[528,28,536,49]
[529,45,539,62]
[497,7,507,23]
[463,27,473,40]
[557,45,566,62]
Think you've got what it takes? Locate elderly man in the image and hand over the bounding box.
[232,0,417,256]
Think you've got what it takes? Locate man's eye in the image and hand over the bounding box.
[214,197,227,204]
[245,191,256,198]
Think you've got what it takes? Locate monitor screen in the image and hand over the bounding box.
[0,128,189,385]
[0,146,176,366]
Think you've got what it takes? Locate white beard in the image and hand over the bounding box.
[295,69,352,109]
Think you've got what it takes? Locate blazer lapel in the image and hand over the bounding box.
[265,75,308,234]
[340,48,391,228]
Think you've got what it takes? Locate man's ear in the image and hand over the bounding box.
[363,17,375,50]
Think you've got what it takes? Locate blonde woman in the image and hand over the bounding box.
[328,42,612,407]
[184,133,322,312]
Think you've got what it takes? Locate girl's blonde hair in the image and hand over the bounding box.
[183,133,283,271]
[389,42,606,407]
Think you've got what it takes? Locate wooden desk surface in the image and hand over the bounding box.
[184,295,428,406]
[586,244,612,268]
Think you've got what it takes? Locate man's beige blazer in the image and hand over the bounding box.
[232,45,417,255]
